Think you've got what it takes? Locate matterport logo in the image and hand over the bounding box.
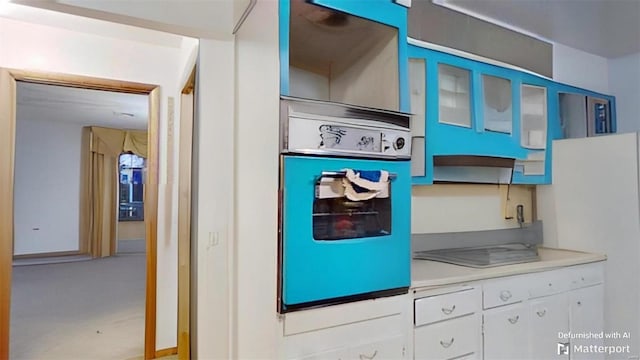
[557,342,631,355]
[557,342,569,355]
[557,331,632,355]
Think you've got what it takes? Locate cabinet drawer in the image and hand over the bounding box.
[349,335,404,360]
[528,269,571,299]
[415,288,481,326]
[483,275,529,309]
[294,347,349,360]
[414,315,480,360]
[568,263,604,289]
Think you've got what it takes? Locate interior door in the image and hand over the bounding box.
[0,68,17,360]
[281,155,411,309]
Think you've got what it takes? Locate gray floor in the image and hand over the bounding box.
[117,239,146,254]
[10,254,146,360]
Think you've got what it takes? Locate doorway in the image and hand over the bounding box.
[0,69,160,360]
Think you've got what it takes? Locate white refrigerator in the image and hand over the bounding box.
[537,132,640,358]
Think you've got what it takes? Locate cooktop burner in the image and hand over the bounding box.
[413,243,539,268]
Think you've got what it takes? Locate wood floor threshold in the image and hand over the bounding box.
[155,347,178,358]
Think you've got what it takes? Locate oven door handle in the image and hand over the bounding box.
[320,171,397,180]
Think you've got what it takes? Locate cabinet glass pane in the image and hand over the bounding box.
[409,58,426,177]
[438,64,471,128]
[521,85,547,149]
[559,93,587,139]
[482,75,512,134]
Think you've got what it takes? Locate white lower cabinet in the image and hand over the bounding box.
[411,262,605,360]
[483,303,529,360]
[283,295,409,360]
[413,286,482,359]
[349,335,405,359]
[528,294,569,360]
[297,347,349,360]
[569,284,604,360]
[480,263,604,360]
[415,314,481,359]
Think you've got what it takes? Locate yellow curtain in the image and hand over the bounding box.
[80,126,147,258]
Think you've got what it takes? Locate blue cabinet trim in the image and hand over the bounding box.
[279,0,290,96]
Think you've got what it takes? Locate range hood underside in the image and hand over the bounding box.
[433,155,515,184]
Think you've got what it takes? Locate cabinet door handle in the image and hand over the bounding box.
[508,315,520,324]
[499,290,512,302]
[440,338,455,348]
[536,309,547,317]
[359,350,377,360]
[441,305,456,315]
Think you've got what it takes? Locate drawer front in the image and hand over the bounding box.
[568,262,604,289]
[295,347,349,360]
[414,315,480,360]
[414,288,481,326]
[348,335,404,360]
[483,275,529,309]
[528,269,571,299]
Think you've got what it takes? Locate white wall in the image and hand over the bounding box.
[13,118,82,255]
[412,184,534,234]
[234,1,280,358]
[608,52,640,133]
[0,13,196,350]
[192,38,235,359]
[289,66,329,101]
[553,42,610,94]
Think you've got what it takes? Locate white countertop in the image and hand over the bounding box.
[412,247,606,291]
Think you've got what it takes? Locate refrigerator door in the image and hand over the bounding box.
[537,133,640,355]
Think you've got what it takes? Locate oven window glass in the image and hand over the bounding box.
[312,195,391,241]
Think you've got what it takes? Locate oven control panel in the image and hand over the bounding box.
[285,116,411,158]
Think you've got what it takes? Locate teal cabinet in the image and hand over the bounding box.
[279,0,410,113]
[405,41,624,185]
[549,82,617,140]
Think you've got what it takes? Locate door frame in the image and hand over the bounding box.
[0,68,160,360]
[177,66,196,360]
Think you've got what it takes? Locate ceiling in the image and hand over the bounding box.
[437,0,640,59]
[11,0,250,40]
[17,82,148,130]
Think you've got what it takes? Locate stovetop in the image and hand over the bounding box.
[413,243,540,268]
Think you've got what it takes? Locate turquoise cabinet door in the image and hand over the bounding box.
[408,44,531,184]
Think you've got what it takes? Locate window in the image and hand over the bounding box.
[119,153,145,221]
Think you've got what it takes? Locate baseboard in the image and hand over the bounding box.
[155,347,177,358]
[13,250,84,260]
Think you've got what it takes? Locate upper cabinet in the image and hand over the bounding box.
[556,88,616,139]
[280,0,410,112]
[438,64,472,128]
[482,74,513,135]
[279,1,617,186]
[520,84,547,150]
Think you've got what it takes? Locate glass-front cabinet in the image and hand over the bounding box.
[408,43,528,184]
[483,75,513,134]
[438,64,472,128]
[520,85,547,150]
[556,87,616,140]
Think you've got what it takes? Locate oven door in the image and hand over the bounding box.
[281,155,411,311]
